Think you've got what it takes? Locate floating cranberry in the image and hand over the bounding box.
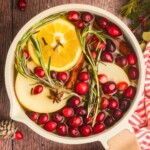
[119,99,130,112]
[34,67,45,78]
[44,121,57,132]
[108,98,118,110]
[76,20,84,29]
[62,107,74,118]
[117,82,128,91]
[93,41,106,51]
[67,116,83,127]
[107,24,122,37]
[124,86,136,99]
[23,50,30,59]
[52,113,64,123]
[68,96,81,108]
[38,114,49,125]
[27,112,39,121]
[68,11,80,21]
[102,81,117,95]
[113,109,123,120]
[92,123,105,134]
[104,116,115,127]
[100,97,109,110]
[56,123,68,136]
[57,72,68,82]
[128,66,139,80]
[18,0,27,10]
[82,12,93,23]
[32,85,43,95]
[75,82,89,95]
[69,127,80,137]
[91,51,97,60]
[15,131,23,140]
[127,53,137,65]
[50,71,57,79]
[78,72,90,81]
[98,17,108,29]
[84,115,93,125]
[75,106,87,116]
[96,112,106,122]
[98,74,108,84]
[80,125,92,136]
[115,56,128,67]
[106,39,116,52]
[101,51,113,62]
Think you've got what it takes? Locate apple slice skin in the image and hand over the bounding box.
[15,61,68,113]
[98,62,130,85]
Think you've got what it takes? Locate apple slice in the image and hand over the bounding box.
[15,61,68,113]
[98,62,130,85]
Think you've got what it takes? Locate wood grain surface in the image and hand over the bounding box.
[0,0,127,149]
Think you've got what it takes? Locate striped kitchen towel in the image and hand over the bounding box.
[129,42,150,150]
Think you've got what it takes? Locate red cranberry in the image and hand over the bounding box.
[18,0,27,10]
[23,50,30,59]
[101,51,113,62]
[124,86,136,99]
[34,67,45,78]
[113,109,123,120]
[50,71,57,79]
[68,11,80,21]
[82,12,93,23]
[98,17,109,29]
[75,106,87,116]
[128,66,139,80]
[68,96,81,108]
[96,112,106,122]
[115,56,128,67]
[106,39,116,52]
[15,131,23,140]
[108,98,118,110]
[62,107,74,118]
[56,123,67,136]
[127,53,137,65]
[93,41,106,51]
[57,72,68,82]
[98,74,108,84]
[93,123,105,134]
[104,116,115,127]
[91,51,97,60]
[93,35,99,41]
[84,115,93,125]
[107,24,122,37]
[69,127,80,137]
[44,121,57,132]
[32,85,43,95]
[102,81,117,94]
[52,113,64,123]
[27,112,39,121]
[100,97,109,110]
[80,125,91,136]
[75,82,89,95]
[67,116,83,127]
[119,100,130,112]
[117,82,128,91]
[38,114,49,125]
[76,20,84,29]
[78,72,90,81]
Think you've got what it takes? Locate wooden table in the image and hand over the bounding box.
[0,0,127,149]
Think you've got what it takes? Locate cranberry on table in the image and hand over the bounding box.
[56,123,68,136]
[101,51,113,62]
[57,72,68,82]
[113,109,123,120]
[18,0,27,10]
[67,116,83,127]
[100,97,109,110]
[104,116,115,127]
[69,127,80,137]
[119,99,130,112]
[84,115,93,125]
[127,53,137,65]
[98,17,108,29]
[34,67,45,78]
[38,114,49,125]
[82,12,93,23]
[93,41,106,51]
[76,20,84,29]
[124,86,136,99]
[92,123,105,134]
[68,96,81,108]
[50,71,57,79]
[22,50,30,59]
[52,113,64,123]
[68,11,80,21]
[32,85,43,95]
[96,112,106,122]
[117,81,128,91]
[27,111,39,121]
[75,82,89,95]
[62,107,74,118]
[98,74,108,84]
[78,72,90,81]
[75,106,87,116]
[128,66,139,80]
[80,125,92,136]
[108,98,118,110]
[106,39,116,52]
[107,24,122,37]
[15,131,23,140]
[44,121,57,132]
[115,56,128,67]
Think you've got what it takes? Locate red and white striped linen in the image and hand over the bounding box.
[129,42,150,150]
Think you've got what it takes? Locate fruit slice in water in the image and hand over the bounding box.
[28,18,82,72]
[15,61,68,113]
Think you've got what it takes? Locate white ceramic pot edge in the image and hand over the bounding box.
[5,4,145,149]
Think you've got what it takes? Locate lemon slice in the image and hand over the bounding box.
[28,18,82,72]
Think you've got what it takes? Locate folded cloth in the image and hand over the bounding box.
[129,42,150,150]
